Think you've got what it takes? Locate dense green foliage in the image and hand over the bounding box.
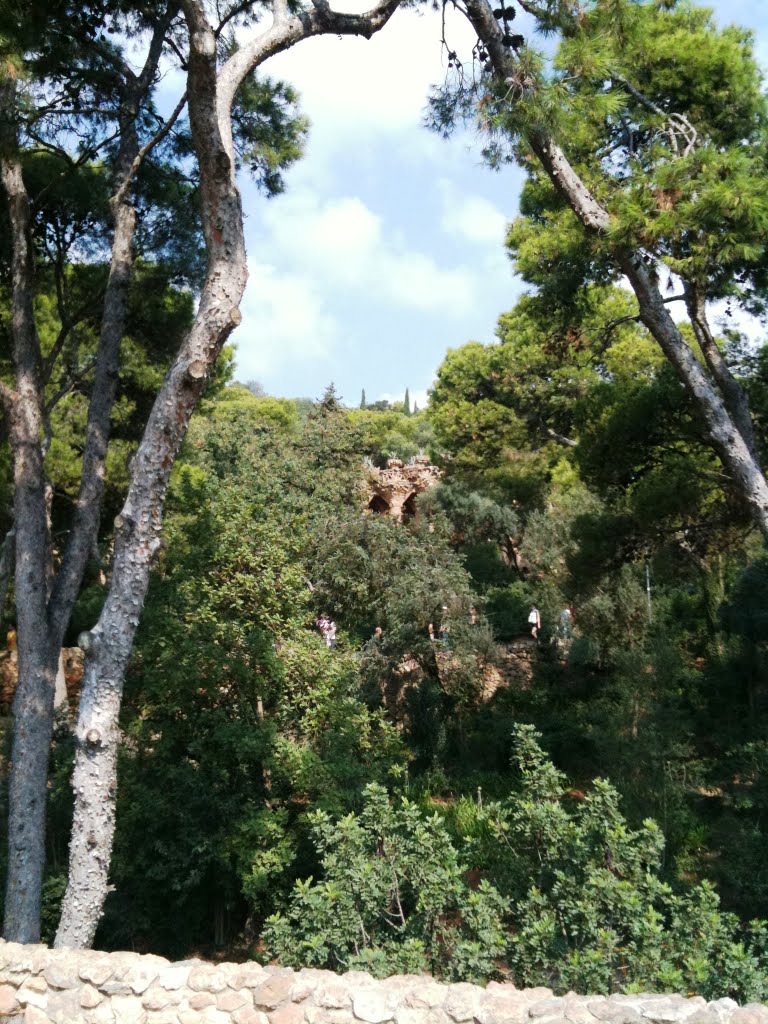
[15,359,768,999]
[3,0,768,1000]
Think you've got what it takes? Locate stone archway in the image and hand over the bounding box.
[401,492,417,523]
[368,494,390,514]
[365,456,441,523]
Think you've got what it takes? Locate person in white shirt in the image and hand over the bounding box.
[528,605,541,640]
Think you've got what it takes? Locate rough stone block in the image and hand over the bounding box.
[686,1012,718,1024]
[42,961,80,991]
[564,1002,598,1024]
[24,977,48,994]
[111,993,150,1024]
[396,1009,449,1024]
[232,1009,270,1024]
[189,968,229,994]
[126,964,162,995]
[353,989,398,1023]
[23,1005,53,1024]
[710,1000,739,1023]
[230,966,269,991]
[91,999,117,1024]
[304,1005,355,1024]
[178,1012,206,1024]
[100,980,134,997]
[17,983,49,1009]
[199,1007,232,1024]
[270,1002,306,1024]
[316,982,353,1009]
[641,1000,706,1024]
[190,993,216,1010]
[2,944,48,974]
[145,1012,181,1024]
[159,965,194,991]
[217,989,251,1013]
[732,1010,768,1024]
[531,999,567,1019]
[476,994,530,1024]
[443,984,482,1023]
[404,984,446,1010]
[142,982,182,1011]
[0,983,19,1015]
[254,976,294,1010]
[80,984,103,1009]
[589,1001,643,1024]
[45,988,89,1024]
[79,960,115,988]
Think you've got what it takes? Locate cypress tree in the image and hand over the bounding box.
[360,388,367,409]
[404,387,411,416]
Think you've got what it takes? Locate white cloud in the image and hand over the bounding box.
[253,188,478,316]
[236,262,339,378]
[438,180,508,245]
[251,5,476,139]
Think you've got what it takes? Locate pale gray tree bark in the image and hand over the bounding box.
[53,0,403,949]
[1,7,180,943]
[1,84,59,940]
[460,0,768,538]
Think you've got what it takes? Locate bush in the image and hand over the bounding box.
[265,730,768,1000]
[263,783,506,981]
[483,727,768,1000]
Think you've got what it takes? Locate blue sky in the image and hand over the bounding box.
[225,0,768,407]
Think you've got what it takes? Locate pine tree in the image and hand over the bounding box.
[404,387,411,416]
[360,388,367,410]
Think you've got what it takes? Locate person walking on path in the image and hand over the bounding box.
[528,604,541,641]
[559,606,573,640]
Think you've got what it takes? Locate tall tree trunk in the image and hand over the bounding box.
[54,1,249,948]
[1,85,57,942]
[461,0,768,538]
[682,280,756,457]
[618,256,768,531]
[2,8,177,943]
[54,0,403,947]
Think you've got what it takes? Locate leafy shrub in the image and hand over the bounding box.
[484,727,768,1000]
[263,783,506,981]
[265,729,768,1000]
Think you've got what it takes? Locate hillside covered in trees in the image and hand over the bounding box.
[3,0,768,1004]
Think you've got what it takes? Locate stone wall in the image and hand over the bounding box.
[1,941,766,1024]
[366,456,441,522]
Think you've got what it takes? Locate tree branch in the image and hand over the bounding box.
[460,0,768,535]
[217,0,403,143]
[49,2,179,643]
[114,90,188,205]
[683,280,756,456]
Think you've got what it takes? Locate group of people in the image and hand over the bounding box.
[315,614,337,649]
[428,604,478,644]
[317,601,573,652]
[528,604,575,641]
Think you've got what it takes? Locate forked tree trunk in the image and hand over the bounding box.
[1,10,177,942]
[55,0,404,947]
[461,0,768,538]
[682,280,756,457]
[1,87,59,940]
[53,7,247,948]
